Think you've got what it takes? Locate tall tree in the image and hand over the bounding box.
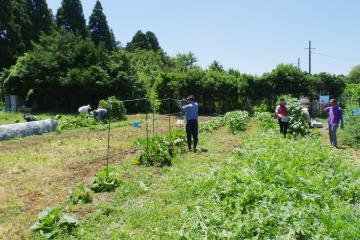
[25,0,53,40]
[0,0,30,68]
[348,65,360,84]
[126,30,147,51]
[88,0,114,50]
[126,30,161,52]
[56,0,87,37]
[145,31,161,51]
[209,60,224,72]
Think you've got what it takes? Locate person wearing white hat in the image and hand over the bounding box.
[78,105,91,114]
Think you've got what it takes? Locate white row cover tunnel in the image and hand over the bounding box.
[0,119,58,141]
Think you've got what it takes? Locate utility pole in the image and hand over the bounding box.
[305,40,315,74]
[297,58,300,70]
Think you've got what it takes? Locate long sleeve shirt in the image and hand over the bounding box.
[181,102,198,121]
[325,106,343,126]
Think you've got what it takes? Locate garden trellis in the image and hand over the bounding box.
[103,97,183,175]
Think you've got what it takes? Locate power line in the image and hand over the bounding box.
[312,51,360,62]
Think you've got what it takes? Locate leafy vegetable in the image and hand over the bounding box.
[30,207,78,239]
[55,113,99,130]
[254,111,278,130]
[224,111,249,133]
[182,133,360,239]
[91,167,121,193]
[199,117,225,133]
[69,183,92,205]
[135,129,186,167]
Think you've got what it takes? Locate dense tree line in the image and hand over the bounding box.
[0,0,351,113]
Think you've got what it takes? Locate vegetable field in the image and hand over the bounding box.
[0,112,359,239]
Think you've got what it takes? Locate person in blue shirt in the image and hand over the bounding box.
[181,95,199,152]
[93,108,108,121]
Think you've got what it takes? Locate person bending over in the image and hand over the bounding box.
[78,105,91,114]
[93,108,108,121]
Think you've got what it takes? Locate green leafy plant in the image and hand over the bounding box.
[224,111,249,133]
[135,129,186,167]
[254,111,278,130]
[69,183,92,205]
[30,207,78,239]
[343,84,360,107]
[253,103,269,113]
[182,133,360,239]
[98,96,127,120]
[283,96,311,136]
[199,117,225,133]
[55,113,99,130]
[341,115,360,148]
[91,167,121,193]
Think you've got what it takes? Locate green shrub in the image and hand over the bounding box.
[343,84,360,107]
[254,111,277,130]
[342,115,360,148]
[30,207,78,239]
[91,167,121,193]
[224,111,249,133]
[135,129,186,167]
[98,96,127,120]
[283,96,310,136]
[199,117,225,133]
[69,183,92,205]
[182,133,360,238]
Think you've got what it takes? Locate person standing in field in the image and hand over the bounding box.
[181,95,199,152]
[323,99,344,148]
[275,98,289,138]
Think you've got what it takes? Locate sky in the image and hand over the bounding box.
[47,0,360,76]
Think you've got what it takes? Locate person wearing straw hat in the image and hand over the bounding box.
[323,99,344,148]
[181,95,199,152]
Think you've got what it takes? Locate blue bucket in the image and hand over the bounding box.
[133,121,139,128]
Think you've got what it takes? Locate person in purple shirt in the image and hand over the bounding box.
[323,99,344,147]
